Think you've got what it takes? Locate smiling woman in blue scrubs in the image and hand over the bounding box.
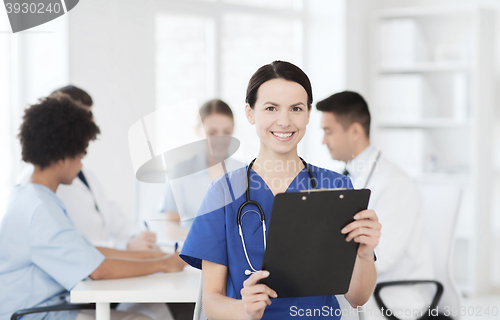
[180,61,382,320]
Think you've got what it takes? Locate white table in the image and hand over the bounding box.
[70,266,201,320]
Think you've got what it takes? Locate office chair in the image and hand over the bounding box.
[373,182,463,320]
[11,303,95,320]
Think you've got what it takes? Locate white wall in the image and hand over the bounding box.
[67,0,156,218]
[345,0,376,96]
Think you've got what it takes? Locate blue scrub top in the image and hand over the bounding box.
[0,184,105,320]
[180,163,353,320]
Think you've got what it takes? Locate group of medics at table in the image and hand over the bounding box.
[0,60,433,320]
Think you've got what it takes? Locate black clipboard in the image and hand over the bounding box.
[260,188,371,298]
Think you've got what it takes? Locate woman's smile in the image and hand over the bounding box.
[271,131,295,141]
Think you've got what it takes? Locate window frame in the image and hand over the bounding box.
[154,0,305,99]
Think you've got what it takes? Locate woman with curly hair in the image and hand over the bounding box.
[18,85,159,252]
[0,95,185,320]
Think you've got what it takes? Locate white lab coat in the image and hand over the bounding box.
[18,165,140,249]
[346,145,434,320]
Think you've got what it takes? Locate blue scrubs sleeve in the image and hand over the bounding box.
[30,204,105,291]
[316,169,353,190]
[180,181,227,269]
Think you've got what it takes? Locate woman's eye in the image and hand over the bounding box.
[266,106,276,111]
[292,107,302,112]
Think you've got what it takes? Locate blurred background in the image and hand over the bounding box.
[1,0,499,309]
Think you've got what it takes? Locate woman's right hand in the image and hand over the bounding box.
[241,270,277,320]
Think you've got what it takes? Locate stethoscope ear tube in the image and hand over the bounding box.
[237,200,265,225]
[362,151,381,189]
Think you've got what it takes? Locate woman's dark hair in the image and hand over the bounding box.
[245,61,313,110]
[19,94,100,169]
[316,91,371,138]
[199,99,234,123]
[52,85,93,107]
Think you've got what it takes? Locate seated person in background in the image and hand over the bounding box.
[158,99,244,240]
[316,91,433,320]
[17,85,156,251]
[0,95,185,320]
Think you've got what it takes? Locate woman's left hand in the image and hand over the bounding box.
[341,209,381,259]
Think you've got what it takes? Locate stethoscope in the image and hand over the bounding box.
[237,157,317,276]
[346,150,381,189]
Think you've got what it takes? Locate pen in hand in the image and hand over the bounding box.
[145,220,178,253]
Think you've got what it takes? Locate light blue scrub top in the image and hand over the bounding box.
[180,164,353,320]
[0,184,105,320]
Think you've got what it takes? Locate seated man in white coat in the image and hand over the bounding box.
[18,85,156,251]
[316,91,434,320]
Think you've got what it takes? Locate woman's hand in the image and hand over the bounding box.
[241,271,277,320]
[341,209,381,259]
[127,231,157,251]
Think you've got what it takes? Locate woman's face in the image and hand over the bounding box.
[203,113,234,137]
[246,78,310,156]
[202,113,234,155]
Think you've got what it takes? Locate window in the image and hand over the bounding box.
[155,1,303,159]
[221,12,300,155]
[224,0,297,10]
[0,15,69,223]
[156,13,215,109]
